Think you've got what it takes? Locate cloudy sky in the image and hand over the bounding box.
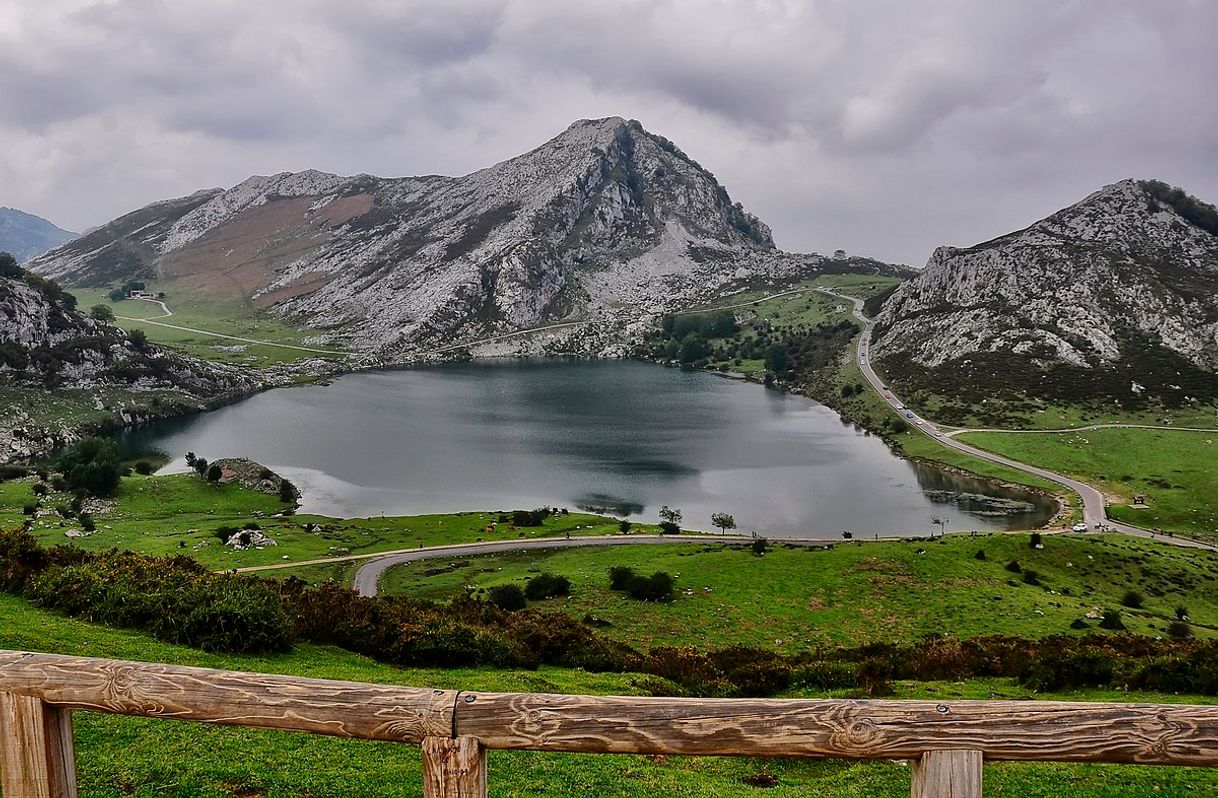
[2,0,1215,265]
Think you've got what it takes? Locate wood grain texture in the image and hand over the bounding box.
[422,736,487,798]
[0,692,77,798]
[911,750,982,798]
[0,651,455,744]
[454,692,1218,766]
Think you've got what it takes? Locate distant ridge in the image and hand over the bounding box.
[0,207,76,262]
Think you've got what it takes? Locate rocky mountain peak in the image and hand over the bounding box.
[30,118,895,356]
[872,179,1218,410]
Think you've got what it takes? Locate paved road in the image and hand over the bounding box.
[945,423,1218,437]
[816,287,1217,553]
[350,535,760,597]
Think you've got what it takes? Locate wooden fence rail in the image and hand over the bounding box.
[2,650,1218,797]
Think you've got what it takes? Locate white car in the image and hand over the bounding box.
[915,420,924,426]
[1072,523,1089,532]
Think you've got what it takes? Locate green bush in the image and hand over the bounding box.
[1099,609,1126,630]
[524,572,571,600]
[133,460,154,475]
[56,437,122,497]
[488,584,527,611]
[625,571,674,602]
[608,566,635,590]
[1121,590,1144,609]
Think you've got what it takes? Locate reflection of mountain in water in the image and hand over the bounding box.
[574,493,646,517]
[921,490,1038,517]
[912,461,1056,523]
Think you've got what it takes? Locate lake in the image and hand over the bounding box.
[116,359,1055,536]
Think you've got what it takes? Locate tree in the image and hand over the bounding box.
[193,457,209,477]
[659,505,682,526]
[278,479,298,503]
[710,512,736,534]
[184,452,197,468]
[0,252,22,279]
[618,519,631,534]
[56,437,122,497]
[89,304,115,322]
[129,329,148,351]
[108,288,127,302]
[206,464,222,482]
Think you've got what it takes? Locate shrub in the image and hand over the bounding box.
[279,479,298,503]
[974,550,986,560]
[1029,532,1042,548]
[1070,619,1089,630]
[488,584,527,611]
[1005,560,1022,573]
[608,566,635,590]
[525,573,571,600]
[214,526,239,543]
[1021,570,1041,586]
[1176,605,1189,621]
[1099,609,1126,630]
[22,503,37,515]
[658,521,680,535]
[31,483,49,497]
[1167,620,1192,639]
[56,437,122,497]
[0,465,28,481]
[78,513,95,532]
[511,508,550,527]
[1121,590,1144,609]
[133,460,154,475]
[625,571,674,602]
[751,537,769,556]
[618,519,631,533]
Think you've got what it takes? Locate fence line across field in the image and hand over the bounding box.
[2,650,1217,797]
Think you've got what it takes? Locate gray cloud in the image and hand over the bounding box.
[0,0,1214,265]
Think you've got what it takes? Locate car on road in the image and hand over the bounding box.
[1072,523,1089,533]
[904,411,914,418]
[915,420,924,426]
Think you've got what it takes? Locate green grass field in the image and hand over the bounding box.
[2,473,658,571]
[72,286,346,368]
[378,532,1218,651]
[959,428,1218,540]
[5,585,1218,797]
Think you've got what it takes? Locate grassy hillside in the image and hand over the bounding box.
[960,429,1218,540]
[71,286,345,368]
[5,592,1218,797]
[2,472,647,571]
[378,533,1218,651]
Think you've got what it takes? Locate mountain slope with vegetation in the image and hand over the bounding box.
[30,118,907,359]
[872,179,1218,425]
[0,252,258,462]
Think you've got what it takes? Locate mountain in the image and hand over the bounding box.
[30,118,905,356]
[0,253,259,461]
[0,208,76,262]
[872,179,1218,411]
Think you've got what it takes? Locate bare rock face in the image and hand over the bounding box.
[872,179,1218,404]
[30,118,907,358]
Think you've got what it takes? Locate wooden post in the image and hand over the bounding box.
[911,750,982,798]
[422,736,486,798]
[0,692,77,798]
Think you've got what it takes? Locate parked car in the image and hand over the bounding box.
[1072,523,1089,532]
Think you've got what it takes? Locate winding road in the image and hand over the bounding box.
[346,534,760,597]
[816,286,1216,553]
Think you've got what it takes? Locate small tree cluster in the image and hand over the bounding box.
[607,566,674,602]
